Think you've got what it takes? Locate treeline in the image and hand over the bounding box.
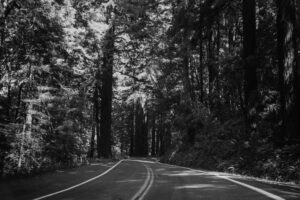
[156,0,300,182]
[0,0,168,177]
[0,0,118,177]
[1,0,300,182]
[115,0,300,181]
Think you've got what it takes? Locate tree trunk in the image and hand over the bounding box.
[208,27,215,109]
[182,47,193,103]
[18,102,33,169]
[94,85,101,158]
[216,17,221,96]
[155,114,161,156]
[225,18,234,111]
[6,79,11,120]
[199,30,204,103]
[89,93,97,158]
[242,0,257,131]
[99,26,115,158]
[151,112,156,156]
[159,127,164,156]
[133,102,148,157]
[182,27,194,103]
[142,112,148,156]
[165,125,171,153]
[134,102,142,156]
[14,83,24,122]
[276,0,300,144]
[89,124,96,159]
[129,105,134,156]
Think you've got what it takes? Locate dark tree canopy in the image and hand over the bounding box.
[0,0,299,182]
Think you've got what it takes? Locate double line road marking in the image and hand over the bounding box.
[33,159,155,200]
[131,164,155,200]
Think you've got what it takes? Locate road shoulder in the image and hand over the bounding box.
[159,161,300,200]
[0,160,118,200]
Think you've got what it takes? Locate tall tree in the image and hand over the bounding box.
[242,0,257,131]
[151,112,156,156]
[99,25,115,158]
[276,0,300,143]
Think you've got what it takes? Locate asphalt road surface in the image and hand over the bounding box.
[1,159,300,200]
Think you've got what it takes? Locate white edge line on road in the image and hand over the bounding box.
[33,160,124,200]
[216,175,285,200]
[130,164,151,200]
[159,162,285,200]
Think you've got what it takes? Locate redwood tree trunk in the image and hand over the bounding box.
[182,46,193,103]
[276,0,300,144]
[199,36,204,103]
[94,86,101,158]
[14,83,23,122]
[99,26,115,158]
[89,89,97,158]
[89,124,96,158]
[129,105,134,156]
[151,112,156,156]
[155,114,161,156]
[133,102,148,157]
[242,0,257,131]
[207,27,215,109]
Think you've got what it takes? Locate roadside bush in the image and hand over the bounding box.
[162,107,300,182]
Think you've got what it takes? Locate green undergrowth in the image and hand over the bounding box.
[1,157,119,180]
[161,144,300,183]
[161,104,300,183]
[1,159,89,180]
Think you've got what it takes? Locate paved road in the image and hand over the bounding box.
[1,159,300,200]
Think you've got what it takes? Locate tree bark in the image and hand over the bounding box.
[89,91,97,158]
[155,113,161,156]
[133,102,148,157]
[151,112,156,156]
[18,102,33,169]
[276,0,300,144]
[159,127,164,156]
[216,17,221,96]
[207,27,215,109]
[242,0,257,131]
[129,105,134,156]
[199,35,204,103]
[142,111,149,156]
[182,25,194,103]
[14,83,24,122]
[182,46,193,103]
[134,102,142,156]
[89,124,96,159]
[99,26,115,158]
[94,85,101,158]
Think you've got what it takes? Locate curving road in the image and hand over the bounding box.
[1,159,300,200]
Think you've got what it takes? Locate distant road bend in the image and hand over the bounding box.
[31,159,298,200]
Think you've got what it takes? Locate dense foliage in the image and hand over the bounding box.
[0,0,107,176]
[0,0,299,182]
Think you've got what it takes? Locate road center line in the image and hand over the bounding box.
[139,166,154,200]
[131,164,154,200]
[33,160,124,200]
[159,162,285,200]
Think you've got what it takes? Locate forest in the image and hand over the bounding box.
[0,0,299,183]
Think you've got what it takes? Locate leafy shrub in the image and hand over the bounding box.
[162,104,300,182]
